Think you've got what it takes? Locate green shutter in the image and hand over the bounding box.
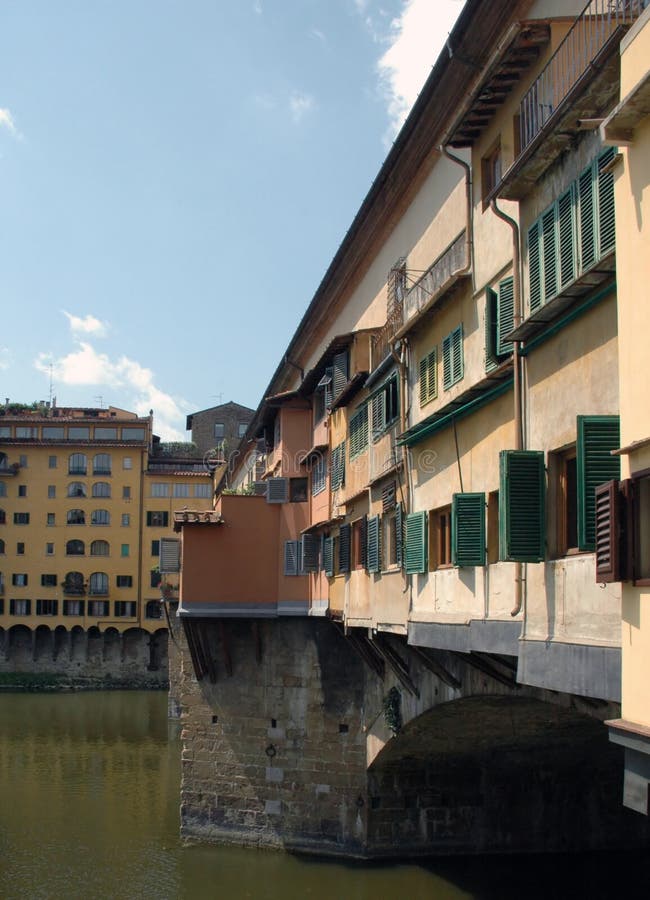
[331,442,346,490]
[499,450,546,562]
[419,349,437,406]
[371,391,386,441]
[323,536,334,577]
[367,514,380,574]
[349,405,368,459]
[578,165,596,273]
[528,221,542,313]
[452,325,463,384]
[395,503,403,569]
[339,523,351,574]
[577,415,621,551]
[452,493,486,567]
[597,148,616,257]
[443,326,463,390]
[405,511,428,574]
[558,186,576,289]
[542,207,557,301]
[497,277,514,356]
[485,287,499,371]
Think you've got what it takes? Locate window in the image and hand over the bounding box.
[46,541,54,556]
[338,523,351,574]
[330,442,346,491]
[147,511,169,527]
[429,506,451,569]
[89,572,108,595]
[41,574,57,587]
[238,423,248,438]
[16,426,37,439]
[121,428,145,441]
[94,427,118,440]
[0,509,5,524]
[19,455,27,467]
[44,428,64,440]
[88,600,109,617]
[498,450,546,562]
[173,483,190,498]
[527,147,616,314]
[14,512,30,525]
[115,601,136,617]
[352,518,366,570]
[151,483,170,498]
[349,405,369,459]
[0,539,4,554]
[49,455,57,469]
[123,457,133,470]
[332,350,349,401]
[121,544,129,557]
[283,540,301,576]
[67,509,85,525]
[576,416,620,551]
[69,427,89,440]
[90,540,109,556]
[442,325,463,390]
[487,491,499,564]
[69,453,87,475]
[382,509,401,570]
[150,569,162,588]
[151,540,160,556]
[122,486,131,500]
[16,542,24,555]
[482,139,502,207]
[92,482,111,498]
[63,600,84,616]
[10,599,30,616]
[93,454,111,475]
[116,575,133,588]
[66,539,85,556]
[451,493,486,567]
[67,482,87,498]
[214,423,225,439]
[300,534,319,573]
[551,447,578,557]
[0,484,5,498]
[121,513,130,527]
[634,475,650,582]
[36,599,58,616]
[366,515,381,574]
[91,509,110,526]
[47,485,56,499]
[314,368,333,423]
[145,600,162,619]
[47,513,55,526]
[311,454,327,496]
[63,572,85,595]
[485,278,515,371]
[290,478,308,503]
[12,574,28,586]
[419,349,437,407]
[194,484,211,498]
[371,374,399,441]
[18,485,27,497]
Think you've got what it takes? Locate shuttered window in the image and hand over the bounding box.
[451,493,486,567]
[349,405,369,459]
[311,454,327,496]
[395,502,403,568]
[366,514,381,574]
[486,279,515,370]
[284,540,300,576]
[499,450,546,562]
[405,511,427,574]
[527,147,616,315]
[332,351,349,400]
[419,349,437,406]
[301,534,320,574]
[159,538,180,573]
[370,373,399,441]
[323,536,334,577]
[594,480,622,583]
[576,415,620,551]
[442,325,463,390]
[330,442,346,491]
[338,523,351,574]
[267,477,289,504]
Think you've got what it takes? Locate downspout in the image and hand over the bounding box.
[440,145,472,278]
[490,198,524,617]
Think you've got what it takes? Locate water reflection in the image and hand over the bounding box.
[0,692,647,900]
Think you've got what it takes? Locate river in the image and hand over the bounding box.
[0,691,648,900]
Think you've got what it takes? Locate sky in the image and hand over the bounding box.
[0,0,464,440]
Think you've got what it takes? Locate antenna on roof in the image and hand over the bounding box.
[48,364,54,406]
[210,393,224,405]
[95,395,104,408]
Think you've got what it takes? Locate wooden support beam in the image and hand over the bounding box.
[410,646,462,689]
[373,636,419,698]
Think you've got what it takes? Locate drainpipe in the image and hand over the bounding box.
[391,340,410,514]
[440,145,472,277]
[490,198,524,617]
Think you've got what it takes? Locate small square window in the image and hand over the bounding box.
[121,513,131,527]
[123,486,131,500]
[46,543,55,556]
[17,542,25,555]
[18,485,27,497]
[482,139,502,208]
[121,544,130,558]
[290,478,308,503]
[214,423,225,439]
[47,513,56,526]
[48,485,56,499]
[48,455,57,469]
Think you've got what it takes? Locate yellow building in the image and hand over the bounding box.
[0,402,213,684]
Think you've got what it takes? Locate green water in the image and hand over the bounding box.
[0,691,648,900]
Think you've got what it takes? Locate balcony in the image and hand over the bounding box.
[500,0,645,200]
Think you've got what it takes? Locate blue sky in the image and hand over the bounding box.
[0,0,463,439]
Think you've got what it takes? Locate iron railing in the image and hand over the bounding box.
[404,232,467,325]
[519,0,645,153]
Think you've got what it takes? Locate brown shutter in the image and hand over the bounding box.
[595,480,621,583]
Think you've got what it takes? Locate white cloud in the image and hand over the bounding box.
[0,347,10,370]
[378,0,464,139]
[34,343,186,440]
[0,108,20,139]
[310,28,326,44]
[63,310,109,337]
[289,91,314,124]
[253,1,262,14]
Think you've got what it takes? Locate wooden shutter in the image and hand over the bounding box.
[159,538,180,573]
[395,502,403,568]
[419,349,437,405]
[405,511,427,574]
[331,442,346,490]
[349,405,368,459]
[284,541,299,576]
[485,287,499,371]
[528,221,542,313]
[332,351,349,400]
[558,186,576,289]
[371,391,386,441]
[452,325,463,384]
[367,514,380,574]
[595,480,622,583]
[497,277,514,356]
[442,332,452,389]
[267,477,289,503]
[338,523,351,574]
[301,534,319,574]
[542,207,557,302]
[359,515,367,569]
[381,481,396,512]
[452,493,486,567]
[578,165,596,273]
[323,537,334,577]
[597,148,616,257]
[499,450,546,562]
[577,415,621,551]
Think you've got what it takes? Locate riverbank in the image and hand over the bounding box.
[0,672,169,692]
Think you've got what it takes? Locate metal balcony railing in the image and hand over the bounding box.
[370,306,403,371]
[519,0,645,153]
